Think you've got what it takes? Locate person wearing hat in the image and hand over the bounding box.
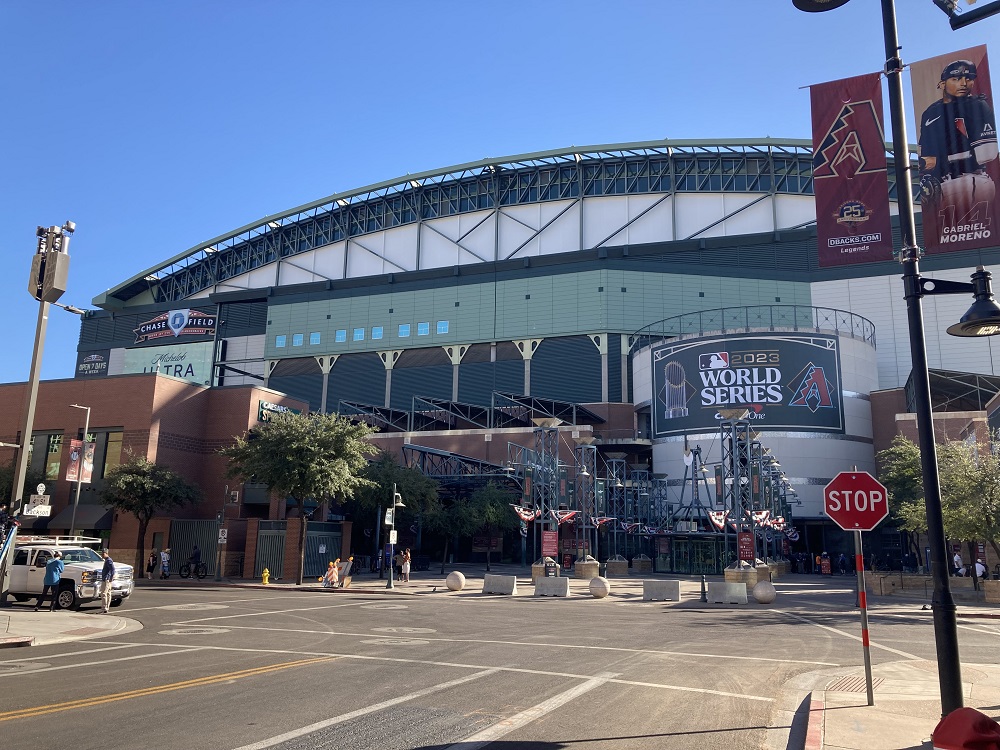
[35,550,64,611]
[918,59,997,221]
[975,558,988,580]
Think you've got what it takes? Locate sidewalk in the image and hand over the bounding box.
[4,567,1000,749]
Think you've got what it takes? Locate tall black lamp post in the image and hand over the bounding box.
[795,0,1000,717]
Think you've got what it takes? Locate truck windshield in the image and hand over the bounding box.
[60,549,103,563]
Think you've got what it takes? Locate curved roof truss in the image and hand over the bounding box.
[95,138,915,309]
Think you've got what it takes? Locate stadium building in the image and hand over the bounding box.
[25,138,1000,573]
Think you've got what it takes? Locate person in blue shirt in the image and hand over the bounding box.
[35,551,64,611]
[100,551,116,613]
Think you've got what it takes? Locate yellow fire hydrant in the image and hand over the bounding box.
[261,568,270,585]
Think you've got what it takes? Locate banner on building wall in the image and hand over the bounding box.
[910,45,999,254]
[75,350,110,378]
[651,334,843,437]
[65,439,95,484]
[810,73,895,267]
[122,341,214,386]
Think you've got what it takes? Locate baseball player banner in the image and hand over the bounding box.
[651,333,844,438]
[810,73,894,267]
[910,45,999,254]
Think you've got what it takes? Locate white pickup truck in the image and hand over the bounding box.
[7,536,134,610]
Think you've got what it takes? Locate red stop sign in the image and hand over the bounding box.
[824,471,889,531]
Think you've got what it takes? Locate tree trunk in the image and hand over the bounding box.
[440,536,450,575]
[967,540,980,591]
[485,525,492,572]
[135,516,149,571]
[295,499,307,585]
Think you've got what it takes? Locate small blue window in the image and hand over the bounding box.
[436,321,449,334]
[417,322,430,336]
[372,326,383,340]
[292,333,304,347]
[275,335,286,348]
[353,328,365,341]
[398,324,410,337]
[335,330,347,343]
[309,332,321,345]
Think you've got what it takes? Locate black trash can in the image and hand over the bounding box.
[544,561,558,577]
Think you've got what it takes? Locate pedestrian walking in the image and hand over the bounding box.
[160,548,171,579]
[838,552,849,576]
[394,550,404,578]
[100,551,116,613]
[401,548,411,583]
[146,550,157,580]
[35,551,64,611]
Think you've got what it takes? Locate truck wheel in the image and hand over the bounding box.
[56,585,79,610]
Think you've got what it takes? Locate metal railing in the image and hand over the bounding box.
[630,305,876,351]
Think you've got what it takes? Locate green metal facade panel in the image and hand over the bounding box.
[263,271,812,359]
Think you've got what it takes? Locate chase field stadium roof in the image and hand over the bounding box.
[94,138,914,310]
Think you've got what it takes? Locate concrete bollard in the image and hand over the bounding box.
[446,571,466,591]
[589,576,611,598]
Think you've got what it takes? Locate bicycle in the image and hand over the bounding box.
[179,560,208,579]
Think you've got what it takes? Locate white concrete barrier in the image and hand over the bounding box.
[483,574,518,595]
[707,581,748,605]
[534,577,571,597]
[642,579,681,602]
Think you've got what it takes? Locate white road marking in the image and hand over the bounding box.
[189,623,837,666]
[229,668,500,750]
[779,611,921,659]
[0,643,145,664]
[444,672,618,749]
[93,640,777,702]
[0,646,209,678]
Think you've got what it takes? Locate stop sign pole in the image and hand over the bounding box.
[824,471,889,707]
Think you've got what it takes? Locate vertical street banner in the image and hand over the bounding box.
[811,73,894,267]
[911,45,999,254]
[65,439,96,483]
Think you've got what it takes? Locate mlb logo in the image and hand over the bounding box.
[699,352,729,370]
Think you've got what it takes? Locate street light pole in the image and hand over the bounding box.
[11,223,74,518]
[879,0,963,715]
[68,404,91,535]
[386,484,404,590]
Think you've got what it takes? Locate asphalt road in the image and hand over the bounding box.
[3,576,999,750]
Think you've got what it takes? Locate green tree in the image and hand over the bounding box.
[219,411,376,584]
[101,454,203,570]
[879,436,1000,573]
[424,492,480,574]
[465,482,520,571]
[876,435,925,563]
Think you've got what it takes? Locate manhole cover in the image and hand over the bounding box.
[0,662,50,672]
[360,638,428,646]
[361,603,408,610]
[159,627,231,636]
[161,604,230,611]
[371,627,436,634]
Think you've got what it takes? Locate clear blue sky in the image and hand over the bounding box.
[1,1,996,383]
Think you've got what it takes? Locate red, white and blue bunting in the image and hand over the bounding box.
[591,516,616,527]
[785,527,800,542]
[510,504,541,522]
[620,521,640,534]
[708,510,729,531]
[550,509,579,525]
[771,516,786,531]
[751,510,771,526]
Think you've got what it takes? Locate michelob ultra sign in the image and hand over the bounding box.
[651,334,844,437]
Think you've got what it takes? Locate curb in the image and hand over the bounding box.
[805,691,824,750]
[0,636,33,649]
